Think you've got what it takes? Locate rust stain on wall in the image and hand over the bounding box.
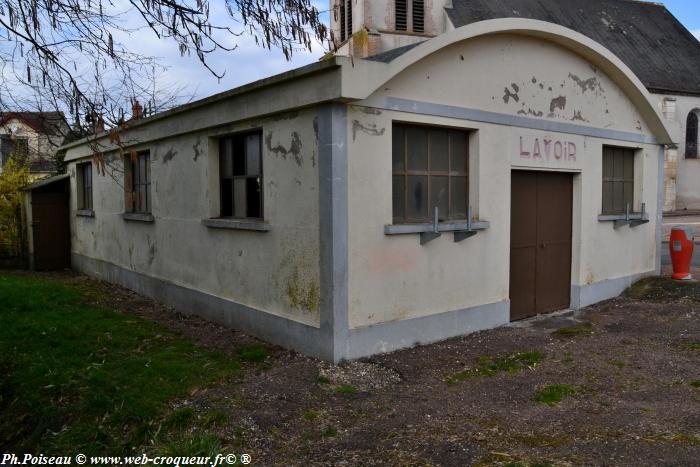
[161,147,178,164]
[503,83,520,103]
[550,96,567,112]
[352,120,386,141]
[265,131,303,167]
[192,137,203,162]
[568,73,603,93]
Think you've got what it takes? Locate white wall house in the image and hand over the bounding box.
[64,14,674,361]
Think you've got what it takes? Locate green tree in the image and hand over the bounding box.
[0,155,30,258]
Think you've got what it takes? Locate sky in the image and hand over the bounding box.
[93,0,700,105]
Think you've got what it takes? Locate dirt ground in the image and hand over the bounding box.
[40,272,700,466]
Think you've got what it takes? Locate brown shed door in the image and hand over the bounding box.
[32,192,71,270]
[510,171,573,321]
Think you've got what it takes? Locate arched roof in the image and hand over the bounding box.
[355,19,673,144]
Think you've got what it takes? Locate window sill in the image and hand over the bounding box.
[598,213,649,228]
[202,218,271,232]
[122,213,155,223]
[385,220,490,235]
[385,220,489,244]
[76,209,95,218]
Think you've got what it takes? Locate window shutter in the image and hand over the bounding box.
[412,0,425,33]
[340,1,346,41]
[395,0,407,31]
[346,0,353,37]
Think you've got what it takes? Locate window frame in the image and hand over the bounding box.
[601,146,636,215]
[124,150,151,214]
[395,0,425,34]
[218,130,264,221]
[392,122,470,224]
[77,162,93,211]
[685,110,699,159]
[0,135,29,166]
[338,0,353,42]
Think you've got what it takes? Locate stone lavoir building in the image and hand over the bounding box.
[62,0,684,362]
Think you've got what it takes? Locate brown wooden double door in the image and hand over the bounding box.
[510,171,573,321]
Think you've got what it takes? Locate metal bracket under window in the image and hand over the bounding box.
[454,207,479,243]
[419,207,481,245]
[612,203,649,229]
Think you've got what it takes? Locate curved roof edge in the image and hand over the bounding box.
[351,18,673,145]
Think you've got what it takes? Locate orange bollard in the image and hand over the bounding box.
[670,226,694,280]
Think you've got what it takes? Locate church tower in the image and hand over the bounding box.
[330,0,451,58]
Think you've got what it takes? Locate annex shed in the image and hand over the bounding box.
[62,19,672,362]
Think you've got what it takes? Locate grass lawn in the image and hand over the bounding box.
[0,273,241,455]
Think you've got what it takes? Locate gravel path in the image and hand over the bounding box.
[47,272,700,466]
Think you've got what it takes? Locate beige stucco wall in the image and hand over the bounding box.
[68,108,322,327]
[346,33,660,328]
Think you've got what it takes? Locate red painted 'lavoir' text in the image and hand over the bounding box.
[519,136,577,161]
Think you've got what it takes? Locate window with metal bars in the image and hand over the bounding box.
[686,111,699,159]
[77,162,93,211]
[339,0,353,42]
[395,0,424,33]
[602,146,635,215]
[219,131,263,220]
[392,123,469,223]
[125,151,151,214]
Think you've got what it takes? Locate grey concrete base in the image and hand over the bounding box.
[72,253,654,363]
[72,253,333,361]
[570,271,655,309]
[343,300,510,361]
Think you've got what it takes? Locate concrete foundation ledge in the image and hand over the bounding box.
[570,270,656,309]
[343,300,510,361]
[71,253,333,361]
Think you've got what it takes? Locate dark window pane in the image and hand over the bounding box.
[686,112,698,158]
[407,175,428,220]
[450,131,468,173]
[233,136,246,176]
[246,177,262,218]
[623,152,634,180]
[602,181,613,213]
[221,179,233,216]
[450,177,468,218]
[407,126,428,171]
[246,134,261,176]
[234,178,247,218]
[613,150,624,179]
[220,139,233,177]
[392,125,405,172]
[392,175,405,222]
[603,149,613,179]
[613,181,624,213]
[138,183,147,213]
[139,154,147,185]
[430,176,449,220]
[624,182,634,210]
[430,129,449,172]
